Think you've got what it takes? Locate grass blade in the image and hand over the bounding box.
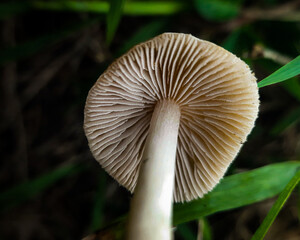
[173,161,300,225]
[0,163,84,212]
[106,0,125,45]
[198,217,212,240]
[222,29,242,52]
[297,184,300,222]
[123,1,187,15]
[251,169,300,240]
[89,171,107,231]
[31,1,109,12]
[29,1,187,15]
[258,55,300,88]
[116,19,168,56]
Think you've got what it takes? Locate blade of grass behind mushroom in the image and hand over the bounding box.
[88,170,107,232]
[222,26,259,55]
[0,163,84,213]
[116,19,169,57]
[198,217,212,240]
[106,0,126,45]
[222,28,243,53]
[251,169,300,240]
[29,1,188,15]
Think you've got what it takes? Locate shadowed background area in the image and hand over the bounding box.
[0,0,300,239]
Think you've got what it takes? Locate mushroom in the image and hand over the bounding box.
[84,33,259,240]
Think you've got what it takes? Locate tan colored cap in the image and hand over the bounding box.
[84,33,259,202]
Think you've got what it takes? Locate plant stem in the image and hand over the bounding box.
[126,100,181,240]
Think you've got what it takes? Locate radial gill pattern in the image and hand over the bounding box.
[84,33,259,202]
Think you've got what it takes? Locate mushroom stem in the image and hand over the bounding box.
[127,100,181,240]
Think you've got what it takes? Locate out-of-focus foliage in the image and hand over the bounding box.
[1,0,300,239]
[194,0,242,21]
[0,163,84,212]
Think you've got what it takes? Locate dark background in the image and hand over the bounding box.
[1,0,300,239]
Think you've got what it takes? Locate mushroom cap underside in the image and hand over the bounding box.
[84,33,259,202]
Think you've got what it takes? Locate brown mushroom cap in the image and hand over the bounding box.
[84,33,259,202]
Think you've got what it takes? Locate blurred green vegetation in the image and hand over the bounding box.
[1,0,300,239]
[0,163,85,212]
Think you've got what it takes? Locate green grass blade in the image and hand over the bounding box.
[29,1,187,15]
[0,163,84,212]
[199,217,212,240]
[106,0,125,45]
[31,1,109,12]
[297,184,300,222]
[222,29,242,52]
[89,171,107,231]
[116,19,168,56]
[258,55,300,88]
[254,58,300,100]
[251,169,300,240]
[173,161,300,225]
[123,1,187,15]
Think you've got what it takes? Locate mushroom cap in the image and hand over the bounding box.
[84,33,259,202]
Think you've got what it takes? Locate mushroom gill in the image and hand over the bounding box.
[84,33,259,202]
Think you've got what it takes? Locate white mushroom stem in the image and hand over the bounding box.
[126,100,181,240]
